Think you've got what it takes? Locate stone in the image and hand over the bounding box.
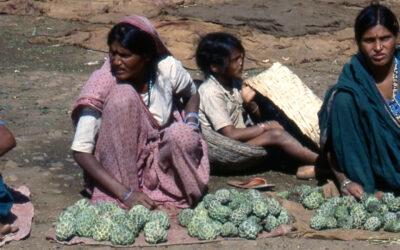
[32,156,45,161]
[5,160,18,169]
[51,162,64,168]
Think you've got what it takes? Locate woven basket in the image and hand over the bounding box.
[201,124,268,173]
[246,62,322,146]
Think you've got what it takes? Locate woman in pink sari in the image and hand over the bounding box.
[71,15,209,209]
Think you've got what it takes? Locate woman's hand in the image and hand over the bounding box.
[123,191,157,210]
[341,181,364,199]
[241,83,256,104]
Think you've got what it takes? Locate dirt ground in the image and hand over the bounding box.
[1,0,400,249]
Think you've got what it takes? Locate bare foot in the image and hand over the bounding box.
[296,165,316,179]
[0,223,18,236]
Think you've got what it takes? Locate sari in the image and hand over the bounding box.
[71,16,209,208]
[319,51,400,193]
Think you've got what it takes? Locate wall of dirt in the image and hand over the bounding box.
[2,0,400,70]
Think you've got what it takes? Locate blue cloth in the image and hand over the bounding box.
[319,51,400,193]
[0,120,3,125]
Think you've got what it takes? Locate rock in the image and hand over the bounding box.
[51,162,64,168]
[32,156,45,161]
[7,175,18,182]
[42,171,51,176]
[52,189,62,194]
[50,183,60,187]
[48,130,62,138]
[5,160,18,168]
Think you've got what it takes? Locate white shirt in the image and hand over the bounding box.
[71,56,196,153]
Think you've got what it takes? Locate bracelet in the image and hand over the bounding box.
[186,121,199,128]
[122,189,132,201]
[340,179,352,192]
[184,112,199,123]
[184,113,200,127]
[251,105,259,114]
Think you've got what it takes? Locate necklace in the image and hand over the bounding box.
[388,57,400,121]
[147,72,153,107]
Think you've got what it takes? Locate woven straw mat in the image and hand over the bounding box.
[246,62,322,146]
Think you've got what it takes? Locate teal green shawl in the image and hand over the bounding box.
[319,52,400,193]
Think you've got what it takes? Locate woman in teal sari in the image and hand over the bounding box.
[319,4,400,198]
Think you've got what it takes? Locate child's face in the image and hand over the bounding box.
[224,48,244,80]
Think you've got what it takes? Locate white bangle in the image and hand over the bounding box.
[340,179,352,192]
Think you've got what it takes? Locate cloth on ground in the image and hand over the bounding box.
[319,51,400,194]
[284,181,400,240]
[45,204,293,247]
[0,186,34,247]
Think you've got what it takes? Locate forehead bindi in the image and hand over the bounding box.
[110,41,131,54]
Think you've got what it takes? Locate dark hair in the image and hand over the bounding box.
[354,4,399,44]
[107,22,158,61]
[196,32,244,78]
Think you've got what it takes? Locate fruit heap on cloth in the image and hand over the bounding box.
[276,184,400,232]
[55,199,169,245]
[178,189,291,240]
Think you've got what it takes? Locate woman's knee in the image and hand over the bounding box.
[104,84,140,111]
[166,123,201,152]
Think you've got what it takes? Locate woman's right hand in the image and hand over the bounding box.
[123,191,157,210]
[341,181,364,199]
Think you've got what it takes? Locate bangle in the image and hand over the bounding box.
[340,179,352,192]
[252,105,259,113]
[184,112,199,123]
[184,113,199,127]
[186,121,199,128]
[122,189,132,201]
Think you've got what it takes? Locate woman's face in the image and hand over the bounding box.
[359,24,397,68]
[109,41,150,82]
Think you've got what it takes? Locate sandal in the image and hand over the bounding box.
[227,177,275,189]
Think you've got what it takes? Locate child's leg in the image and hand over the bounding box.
[246,129,318,164]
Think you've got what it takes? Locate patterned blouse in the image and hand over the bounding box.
[386,57,400,122]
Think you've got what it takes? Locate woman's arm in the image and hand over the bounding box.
[327,151,364,198]
[72,106,156,209]
[0,125,16,157]
[183,92,200,124]
[327,92,371,198]
[73,152,156,209]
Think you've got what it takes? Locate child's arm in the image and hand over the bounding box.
[241,83,261,120]
[219,121,283,142]
[0,124,16,157]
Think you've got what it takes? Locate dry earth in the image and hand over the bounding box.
[0,0,400,249]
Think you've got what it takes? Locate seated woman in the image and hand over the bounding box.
[319,4,400,198]
[0,121,18,235]
[196,32,318,179]
[71,15,209,209]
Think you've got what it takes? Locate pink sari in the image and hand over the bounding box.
[71,16,209,208]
